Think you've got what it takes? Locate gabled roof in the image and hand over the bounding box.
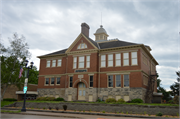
[83,34,99,48]
[98,40,140,49]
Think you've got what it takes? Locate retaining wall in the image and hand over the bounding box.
[6,102,179,116]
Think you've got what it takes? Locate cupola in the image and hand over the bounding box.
[94,25,109,42]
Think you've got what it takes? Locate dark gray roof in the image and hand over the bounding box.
[41,48,67,57]
[82,33,99,48]
[98,40,139,49]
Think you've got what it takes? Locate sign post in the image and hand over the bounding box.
[21,78,28,112]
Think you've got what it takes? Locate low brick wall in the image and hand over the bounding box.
[7,102,179,116]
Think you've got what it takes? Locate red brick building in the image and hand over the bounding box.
[37,23,159,102]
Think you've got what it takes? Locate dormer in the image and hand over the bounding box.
[94,25,109,42]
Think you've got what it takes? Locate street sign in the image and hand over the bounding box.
[23,86,27,93]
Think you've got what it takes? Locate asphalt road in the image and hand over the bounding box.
[1,113,179,119]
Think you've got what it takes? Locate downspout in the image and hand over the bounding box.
[96,42,100,100]
[65,55,68,100]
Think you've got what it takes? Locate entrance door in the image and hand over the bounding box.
[78,82,86,100]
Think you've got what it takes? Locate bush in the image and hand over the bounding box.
[35,97,55,101]
[97,98,101,102]
[49,107,52,110]
[63,105,67,111]
[131,98,143,103]
[55,97,64,101]
[156,112,163,116]
[55,107,59,110]
[117,99,125,103]
[168,100,174,104]
[3,98,17,101]
[105,98,116,103]
[173,96,179,104]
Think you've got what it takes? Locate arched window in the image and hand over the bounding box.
[77,43,87,49]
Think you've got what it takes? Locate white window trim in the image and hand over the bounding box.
[73,57,77,69]
[107,75,113,88]
[56,77,60,85]
[77,43,87,49]
[86,56,90,68]
[89,75,93,88]
[123,74,130,88]
[57,59,62,67]
[46,60,51,68]
[78,56,84,68]
[52,60,56,67]
[123,53,129,66]
[115,53,121,67]
[131,52,138,66]
[45,78,49,86]
[115,75,121,88]
[50,78,55,85]
[108,54,113,67]
[101,55,106,67]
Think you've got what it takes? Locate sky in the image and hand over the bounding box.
[0,0,180,91]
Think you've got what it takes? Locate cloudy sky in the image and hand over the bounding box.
[1,0,180,91]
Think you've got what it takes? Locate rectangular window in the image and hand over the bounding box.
[108,75,113,87]
[124,74,129,87]
[79,56,84,68]
[86,56,90,68]
[116,75,121,87]
[46,61,50,67]
[52,60,56,67]
[101,55,106,67]
[73,57,77,69]
[56,77,60,85]
[90,76,93,87]
[123,53,129,66]
[57,59,62,67]
[115,53,121,66]
[45,78,49,85]
[70,77,73,87]
[51,78,54,85]
[108,54,113,67]
[132,52,137,65]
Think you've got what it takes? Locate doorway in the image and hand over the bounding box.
[78,82,86,100]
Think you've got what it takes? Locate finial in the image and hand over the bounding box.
[100,25,103,28]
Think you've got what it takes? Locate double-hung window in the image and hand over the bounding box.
[108,54,113,67]
[108,75,113,87]
[51,78,54,85]
[45,78,49,85]
[86,56,90,68]
[101,55,106,67]
[56,77,60,85]
[89,76,93,87]
[69,77,73,87]
[124,74,129,87]
[73,57,77,68]
[52,60,56,67]
[131,52,137,65]
[57,59,62,67]
[46,61,50,67]
[79,56,84,68]
[116,75,121,87]
[115,53,121,66]
[123,53,129,66]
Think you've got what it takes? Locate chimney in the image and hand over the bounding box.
[81,23,90,37]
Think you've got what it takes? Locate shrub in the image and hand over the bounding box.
[105,98,116,103]
[35,97,55,101]
[63,105,67,111]
[3,98,17,101]
[173,96,179,104]
[55,97,64,101]
[102,110,105,113]
[55,107,59,110]
[131,98,143,103]
[156,112,163,116]
[49,107,52,110]
[168,100,174,104]
[117,99,125,103]
[97,98,101,102]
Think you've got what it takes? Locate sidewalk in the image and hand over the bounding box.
[1,107,178,119]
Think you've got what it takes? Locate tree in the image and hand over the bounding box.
[170,71,180,96]
[28,66,39,84]
[1,33,31,100]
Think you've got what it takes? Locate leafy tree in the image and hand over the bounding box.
[28,66,39,84]
[1,33,31,100]
[170,71,180,96]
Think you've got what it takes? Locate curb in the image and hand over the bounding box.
[1,107,156,118]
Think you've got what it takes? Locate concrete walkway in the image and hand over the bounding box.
[1,107,179,119]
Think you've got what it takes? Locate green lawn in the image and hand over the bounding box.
[22,100,179,106]
[1,110,21,113]
[1,101,16,107]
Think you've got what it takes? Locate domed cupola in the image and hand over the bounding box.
[94,25,109,42]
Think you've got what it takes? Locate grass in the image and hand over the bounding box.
[20,100,179,106]
[1,110,21,113]
[1,101,16,107]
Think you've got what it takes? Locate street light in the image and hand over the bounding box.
[21,60,34,112]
